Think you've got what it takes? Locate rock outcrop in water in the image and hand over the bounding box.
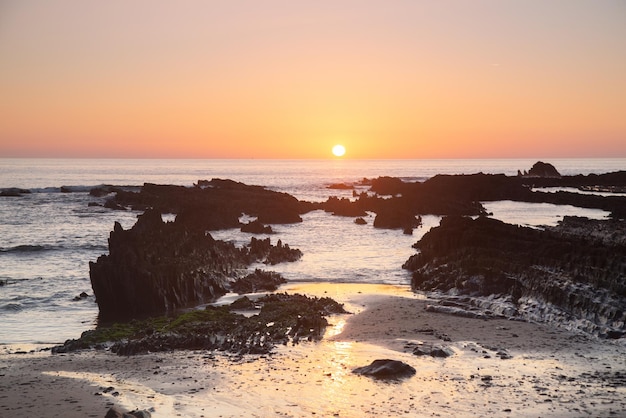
[363,171,626,219]
[103,179,304,229]
[90,210,244,320]
[518,161,561,178]
[403,216,626,338]
[90,209,302,320]
[315,167,626,228]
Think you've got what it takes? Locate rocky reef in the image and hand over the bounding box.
[53,293,347,356]
[90,170,626,337]
[99,178,304,229]
[364,171,626,219]
[90,209,302,321]
[314,167,626,229]
[403,216,626,338]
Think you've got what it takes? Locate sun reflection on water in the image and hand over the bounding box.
[324,317,346,339]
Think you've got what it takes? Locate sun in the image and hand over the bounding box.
[332,144,346,157]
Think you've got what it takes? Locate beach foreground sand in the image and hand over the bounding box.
[1,283,625,417]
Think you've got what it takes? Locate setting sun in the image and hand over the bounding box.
[332,144,346,157]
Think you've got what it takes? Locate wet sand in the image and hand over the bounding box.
[1,283,625,417]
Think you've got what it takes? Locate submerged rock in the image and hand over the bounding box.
[353,359,416,379]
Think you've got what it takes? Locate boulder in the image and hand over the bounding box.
[352,359,416,379]
[413,344,454,358]
[240,219,273,234]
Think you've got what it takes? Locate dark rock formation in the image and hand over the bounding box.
[0,187,31,197]
[230,269,287,294]
[54,293,348,355]
[551,216,626,246]
[367,174,506,218]
[106,179,303,228]
[327,182,354,190]
[240,219,273,234]
[366,173,626,219]
[404,216,626,338]
[103,200,128,211]
[90,209,303,320]
[519,161,561,178]
[413,344,454,358]
[229,295,257,310]
[527,190,626,219]
[72,291,89,301]
[99,172,626,223]
[373,204,421,231]
[520,170,626,189]
[90,209,247,320]
[322,196,368,217]
[352,359,416,379]
[246,237,302,265]
[369,176,407,196]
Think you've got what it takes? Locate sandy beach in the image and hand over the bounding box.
[1,283,625,417]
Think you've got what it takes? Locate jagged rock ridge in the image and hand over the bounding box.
[90,209,302,321]
[403,216,626,338]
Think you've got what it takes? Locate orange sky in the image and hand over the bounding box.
[1,1,625,159]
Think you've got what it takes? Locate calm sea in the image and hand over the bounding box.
[1,158,624,345]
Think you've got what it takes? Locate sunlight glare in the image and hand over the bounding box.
[332,144,346,157]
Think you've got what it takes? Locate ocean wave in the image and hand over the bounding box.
[1,184,142,195]
[1,303,24,312]
[0,243,110,255]
[0,244,50,253]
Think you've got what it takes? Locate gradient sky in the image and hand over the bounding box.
[1,1,625,159]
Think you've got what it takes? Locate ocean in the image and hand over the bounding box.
[1,158,624,345]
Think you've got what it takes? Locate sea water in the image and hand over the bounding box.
[0,158,623,344]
